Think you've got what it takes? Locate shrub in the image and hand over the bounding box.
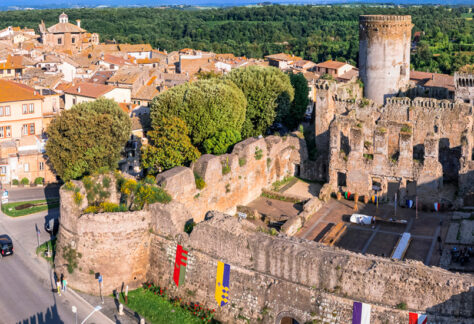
[363,153,374,160]
[133,184,172,209]
[359,98,369,108]
[97,166,109,174]
[64,181,75,191]
[221,158,231,175]
[254,147,263,160]
[144,175,155,185]
[401,125,412,133]
[63,245,81,274]
[364,141,372,150]
[20,177,29,186]
[100,201,128,212]
[266,157,272,169]
[396,302,407,310]
[12,179,19,185]
[184,221,196,234]
[82,176,93,190]
[121,179,138,196]
[84,205,100,214]
[102,176,111,188]
[203,128,241,155]
[239,157,247,167]
[74,192,83,206]
[34,177,44,185]
[194,172,206,190]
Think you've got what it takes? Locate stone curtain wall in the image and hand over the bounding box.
[156,134,307,222]
[148,212,473,323]
[56,186,474,323]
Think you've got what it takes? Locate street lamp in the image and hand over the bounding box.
[71,306,77,324]
[80,305,102,324]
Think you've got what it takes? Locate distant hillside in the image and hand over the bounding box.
[0,5,472,74]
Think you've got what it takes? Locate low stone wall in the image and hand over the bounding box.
[155,134,307,222]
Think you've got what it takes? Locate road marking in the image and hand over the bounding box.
[424,225,441,266]
[301,205,333,239]
[362,225,380,254]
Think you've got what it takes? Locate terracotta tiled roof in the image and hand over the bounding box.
[293,60,317,69]
[55,82,73,92]
[136,58,160,64]
[64,82,114,98]
[265,53,302,62]
[107,68,143,85]
[88,71,115,84]
[134,85,159,101]
[0,55,23,70]
[0,79,44,103]
[338,68,359,81]
[118,102,138,114]
[410,70,455,91]
[316,60,347,69]
[119,44,152,53]
[47,22,85,34]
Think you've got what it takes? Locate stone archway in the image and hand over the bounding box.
[275,311,304,324]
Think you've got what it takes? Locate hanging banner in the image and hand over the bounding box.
[173,244,188,287]
[407,200,413,208]
[409,312,427,324]
[215,261,230,307]
[352,301,371,324]
[434,202,439,211]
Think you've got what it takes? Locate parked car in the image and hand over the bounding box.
[0,235,13,258]
[45,218,59,235]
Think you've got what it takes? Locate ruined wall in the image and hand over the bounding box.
[327,115,446,205]
[156,134,306,222]
[455,72,474,105]
[57,195,474,323]
[359,15,413,104]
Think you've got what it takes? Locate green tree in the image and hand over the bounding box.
[225,66,294,138]
[46,98,131,181]
[280,72,309,130]
[150,79,246,148]
[203,128,242,155]
[141,116,200,173]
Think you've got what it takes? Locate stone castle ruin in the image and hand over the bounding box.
[53,14,474,324]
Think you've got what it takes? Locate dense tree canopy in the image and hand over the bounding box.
[150,79,246,147]
[225,66,294,138]
[279,72,310,130]
[141,116,200,173]
[202,128,242,155]
[0,5,471,74]
[45,98,131,181]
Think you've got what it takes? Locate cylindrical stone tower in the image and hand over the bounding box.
[359,15,413,105]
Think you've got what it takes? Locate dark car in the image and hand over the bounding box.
[0,235,13,258]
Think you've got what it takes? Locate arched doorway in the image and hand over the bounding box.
[280,317,300,324]
[276,311,303,324]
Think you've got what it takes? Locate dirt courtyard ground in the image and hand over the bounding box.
[295,198,451,266]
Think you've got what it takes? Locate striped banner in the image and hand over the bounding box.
[352,301,371,324]
[172,244,188,287]
[215,261,230,307]
[409,312,427,324]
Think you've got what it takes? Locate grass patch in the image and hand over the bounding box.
[36,238,56,265]
[271,176,295,191]
[1,199,60,217]
[120,287,214,324]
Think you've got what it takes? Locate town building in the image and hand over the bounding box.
[39,13,99,54]
[265,53,302,70]
[63,82,131,109]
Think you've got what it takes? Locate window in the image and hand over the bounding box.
[0,126,10,138]
[22,104,27,114]
[0,166,6,174]
[0,106,3,117]
[7,69,10,74]
[29,123,35,135]
[72,98,76,105]
[22,124,28,136]
[58,38,62,45]
[39,162,44,171]
[72,37,75,44]
[24,163,29,172]
[5,106,10,116]
[0,70,3,75]
[29,103,34,113]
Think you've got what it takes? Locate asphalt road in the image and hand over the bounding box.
[0,208,113,324]
[5,185,60,203]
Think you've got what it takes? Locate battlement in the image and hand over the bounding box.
[454,72,474,88]
[385,96,465,110]
[359,15,412,23]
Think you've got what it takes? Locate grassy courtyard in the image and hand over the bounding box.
[1,199,60,217]
[119,287,207,324]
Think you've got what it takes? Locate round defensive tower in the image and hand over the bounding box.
[359,15,413,105]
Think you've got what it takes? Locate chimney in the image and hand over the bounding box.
[76,19,81,29]
[77,86,81,93]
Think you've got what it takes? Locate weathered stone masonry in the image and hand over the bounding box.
[55,133,474,323]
